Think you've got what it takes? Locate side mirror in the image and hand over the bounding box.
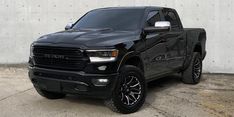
[144,21,171,33]
[65,22,73,30]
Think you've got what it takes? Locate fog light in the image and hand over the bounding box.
[98,66,107,71]
[98,79,108,82]
[92,79,109,86]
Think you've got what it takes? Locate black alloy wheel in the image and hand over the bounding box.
[193,57,202,80]
[182,52,202,84]
[119,75,142,106]
[105,65,146,114]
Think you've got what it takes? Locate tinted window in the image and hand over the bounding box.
[73,9,145,31]
[163,10,180,30]
[146,11,161,27]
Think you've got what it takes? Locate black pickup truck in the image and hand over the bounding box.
[28,7,206,113]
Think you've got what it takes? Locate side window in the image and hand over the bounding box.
[146,11,161,27]
[163,10,180,30]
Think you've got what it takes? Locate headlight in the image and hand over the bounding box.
[30,44,34,57]
[86,49,119,63]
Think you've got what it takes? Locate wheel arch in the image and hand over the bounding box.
[117,52,144,73]
[183,31,205,71]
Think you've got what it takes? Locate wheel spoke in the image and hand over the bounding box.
[194,67,200,70]
[119,75,142,106]
[195,59,200,65]
[131,91,141,95]
[197,69,201,73]
[192,57,202,80]
[121,92,124,101]
[194,62,199,66]
[193,71,199,79]
[129,93,137,102]
[125,95,130,105]
[127,95,134,102]
[130,87,141,92]
[130,82,140,88]
[127,76,134,85]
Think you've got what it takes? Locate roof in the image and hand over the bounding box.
[94,6,167,11]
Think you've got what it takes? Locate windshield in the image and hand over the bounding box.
[72,9,145,31]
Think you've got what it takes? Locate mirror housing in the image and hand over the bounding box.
[65,22,73,30]
[144,21,171,33]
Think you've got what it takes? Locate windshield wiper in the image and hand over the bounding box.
[78,28,112,31]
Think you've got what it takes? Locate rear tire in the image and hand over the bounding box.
[182,52,202,84]
[34,87,66,99]
[105,65,146,114]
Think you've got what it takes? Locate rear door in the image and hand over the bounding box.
[162,9,186,70]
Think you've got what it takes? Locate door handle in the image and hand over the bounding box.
[158,39,167,44]
[179,38,184,40]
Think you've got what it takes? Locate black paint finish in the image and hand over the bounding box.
[29,7,206,99]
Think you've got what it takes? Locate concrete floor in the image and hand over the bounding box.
[0,67,233,117]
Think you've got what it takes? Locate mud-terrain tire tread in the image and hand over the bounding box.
[182,52,202,84]
[105,65,146,114]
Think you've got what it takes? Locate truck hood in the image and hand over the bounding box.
[35,29,139,48]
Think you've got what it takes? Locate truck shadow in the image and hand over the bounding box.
[141,74,182,109]
[63,74,183,112]
[65,95,104,107]
[147,74,182,90]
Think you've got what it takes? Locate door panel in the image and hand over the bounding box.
[145,34,167,79]
[162,9,186,70]
[165,31,186,70]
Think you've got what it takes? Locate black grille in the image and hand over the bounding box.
[33,46,88,71]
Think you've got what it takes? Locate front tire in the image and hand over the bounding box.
[182,52,202,84]
[105,65,146,114]
[34,87,66,99]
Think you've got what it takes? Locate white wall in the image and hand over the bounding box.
[0,0,234,73]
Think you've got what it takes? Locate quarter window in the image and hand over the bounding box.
[163,10,180,30]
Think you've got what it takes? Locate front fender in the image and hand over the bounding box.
[116,51,144,72]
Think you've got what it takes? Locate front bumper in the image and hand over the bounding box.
[28,67,118,99]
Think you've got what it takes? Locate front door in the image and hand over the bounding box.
[145,34,168,78]
[144,10,168,79]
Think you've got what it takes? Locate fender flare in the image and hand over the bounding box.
[117,51,144,72]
